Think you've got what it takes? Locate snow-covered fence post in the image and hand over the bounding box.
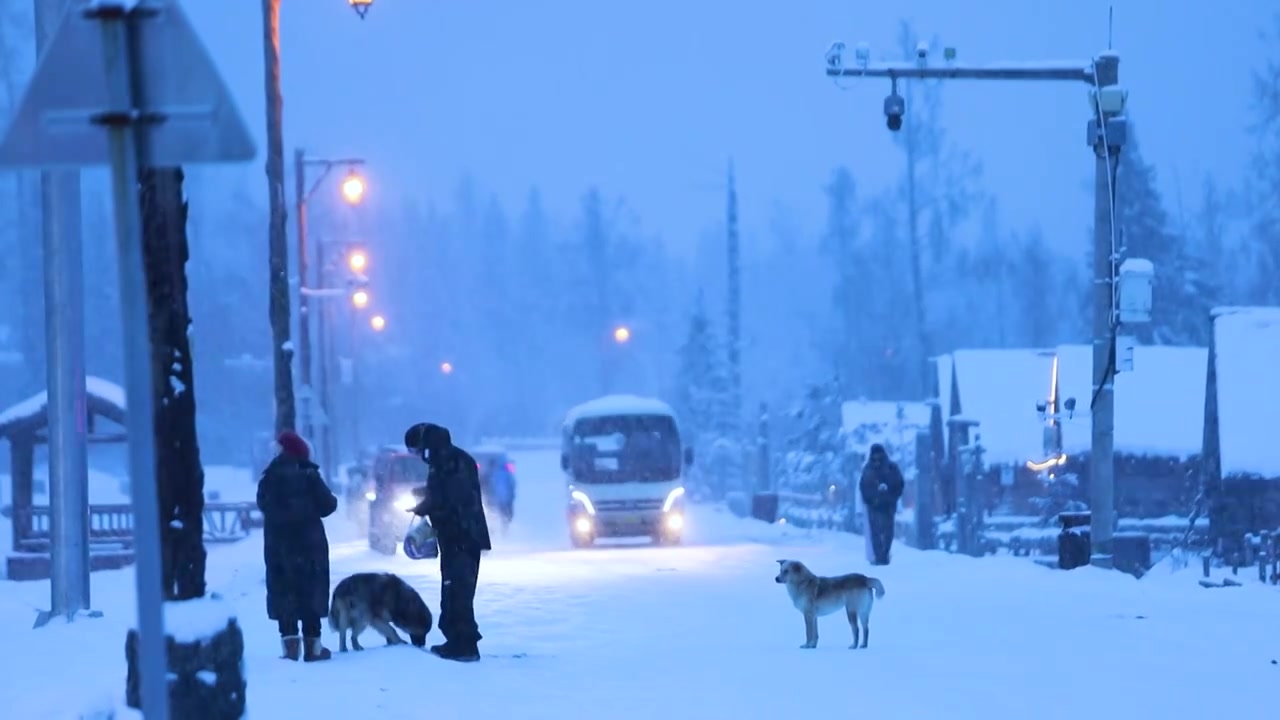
[126,595,247,718]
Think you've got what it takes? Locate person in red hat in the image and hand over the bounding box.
[256,430,338,662]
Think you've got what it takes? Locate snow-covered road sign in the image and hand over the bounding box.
[0,0,255,168]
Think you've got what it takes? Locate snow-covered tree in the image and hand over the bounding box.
[1245,16,1280,305]
[1108,121,1214,345]
[779,377,851,498]
[673,293,739,498]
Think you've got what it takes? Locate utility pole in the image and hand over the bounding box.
[725,161,742,426]
[292,152,366,458]
[823,40,1131,569]
[1089,53,1124,568]
[294,148,313,442]
[261,0,295,434]
[315,242,336,484]
[33,0,90,624]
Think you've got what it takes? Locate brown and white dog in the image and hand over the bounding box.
[774,559,885,649]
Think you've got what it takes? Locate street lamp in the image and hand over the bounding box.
[341,171,366,205]
[351,289,370,309]
[347,248,368,273]
[349,0,373,19]
[370,314,386,332]
[440,361,454,375]
[613,325,631,344]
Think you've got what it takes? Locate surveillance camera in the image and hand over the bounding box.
[883,92,905,132]
[915,41,929,61]
[825,42,845,70]
[1063,397,1078,416]
[854,42,871,67]
[1035,401,1047,414]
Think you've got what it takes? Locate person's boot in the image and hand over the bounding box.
[303,636,332,662]
[280,636,302,661]
[430,642,480,662]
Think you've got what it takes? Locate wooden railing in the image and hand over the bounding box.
[11,502,257,552]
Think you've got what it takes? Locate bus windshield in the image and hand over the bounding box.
[567,414,681,484]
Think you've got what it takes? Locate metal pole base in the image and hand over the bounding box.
[33,608,105,629]
[1090,554,1115,570]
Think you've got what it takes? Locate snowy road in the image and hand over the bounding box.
[0,449,1275,719]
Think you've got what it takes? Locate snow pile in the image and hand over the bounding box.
[563,394,676,426]
[156,594,237,643]
[1056,344,1207,458]
[1212,307,1280,477]
[947,349,1055,465]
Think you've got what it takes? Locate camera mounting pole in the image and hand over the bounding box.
[823,43,1127,570]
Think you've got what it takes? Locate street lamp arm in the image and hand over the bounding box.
[301,157,367,203]
[826,62,1094,84]
[299,286,349,298]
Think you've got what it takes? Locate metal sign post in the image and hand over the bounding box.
[0,2,255,718]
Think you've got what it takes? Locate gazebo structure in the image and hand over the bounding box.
[0,377,135,580]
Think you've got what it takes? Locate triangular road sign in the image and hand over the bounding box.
[0,0,256,168]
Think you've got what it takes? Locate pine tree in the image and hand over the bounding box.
[778,377,851,526]
[1109,121,1214,345]
[1246,16,1280,304]
[674,293,735,498]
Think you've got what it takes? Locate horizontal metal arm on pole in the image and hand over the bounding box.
[299,286,349,298]
[302,156,366,203]
[826,62,1095,84]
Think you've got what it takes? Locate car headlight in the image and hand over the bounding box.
[393,494,417,512]
[662,486,686,512]
[570,489,596,515]
[364,490,377,502]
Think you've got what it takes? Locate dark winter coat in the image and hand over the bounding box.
[859,444,905,515]
[257,454,338,621]
[407,423,492,553]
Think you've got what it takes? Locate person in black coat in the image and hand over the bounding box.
[859,443,905,566]
[405,422,491,662]
[256,430,338,662]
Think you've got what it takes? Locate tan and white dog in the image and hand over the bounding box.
[774,559,885,649]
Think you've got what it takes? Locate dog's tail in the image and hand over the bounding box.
[867,577,886,599]
[328,591,346,632]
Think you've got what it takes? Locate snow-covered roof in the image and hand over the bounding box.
[563,395,676,426]
[840,400,932,455]
[0,376,127,434]
[1055,344,1207,459]
[947,348,1056,465]
[1210,307,1280,477]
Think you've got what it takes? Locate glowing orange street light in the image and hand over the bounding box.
[341,171,366,204]
[347,249,368,273]
[370,314,386,332]
[440,361,454,375]
[613,325,631,344]
[349,0,373,19]
[351,289,370,308]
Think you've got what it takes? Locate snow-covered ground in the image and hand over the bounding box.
[0,449,1275,719]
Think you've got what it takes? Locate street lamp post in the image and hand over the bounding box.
[293,150,365,445]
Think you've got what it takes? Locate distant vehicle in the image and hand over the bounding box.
[561,395,693,548]
[472,444,516,528]
[366,449,428,555]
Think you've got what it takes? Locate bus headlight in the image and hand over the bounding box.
[364,490,377,502]
[574,516,593,534]
[665,513,684,531]
[394,494,417,511]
